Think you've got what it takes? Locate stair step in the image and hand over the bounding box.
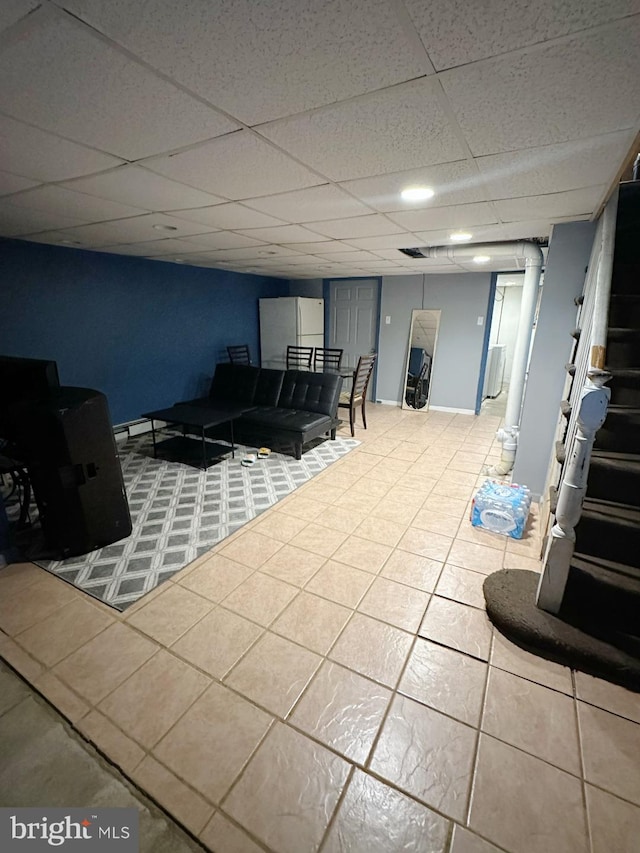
[589,450,640,508]
[595,406,640,453]
[611,262,640,295]
[606,329,640,369]
[555,440,566,464]
[607,368,640,407]
[565,363,576,376]
[609,294,640,327]
[560,399,572,418]
[576,498,640,568]
[562,553,640,641]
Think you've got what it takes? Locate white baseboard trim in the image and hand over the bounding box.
[429,405,476,415]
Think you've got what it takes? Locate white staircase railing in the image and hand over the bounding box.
[536,189,618,613]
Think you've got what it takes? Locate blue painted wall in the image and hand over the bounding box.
[0,238,287,424]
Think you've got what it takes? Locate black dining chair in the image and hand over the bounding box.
[286,345,314,369]
[227,344,252,365]
[313,347,343,371]
[338,354,377,437]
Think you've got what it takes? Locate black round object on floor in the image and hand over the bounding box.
[483,569,640,693]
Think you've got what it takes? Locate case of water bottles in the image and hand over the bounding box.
[470,479,531,539]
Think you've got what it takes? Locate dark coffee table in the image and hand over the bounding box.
[141,403,250,470]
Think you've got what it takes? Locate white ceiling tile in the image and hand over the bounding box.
[0,1,39,34]
[440,17,640,155]
[341,233,424,250]
[60,166,225,212]
[60,0,433,124]
[399,262,465,274]
[243,184,372,222]
[278,241,347,254]
[260,78,466,181]
[40,213,212,247]
[169,203,286,230]
[178,232,267,250]
[0,200,87,235]
[411,220,558,245]
[97,240,193,257]
[304,214,405,239]
[314,250,378,262]
[0,114,124,182]
[388,201,498,232]
[0,170,39,196]
[0,12,238,159]
[493,186,605,221]
[339,160,488,212]
[235,224,328,243]
[200,245,303,261]
[143,130,324,198]
[404,0,638,70]
[9,185,146,222]
[477,131,636,200]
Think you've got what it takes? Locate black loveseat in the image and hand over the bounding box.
[185,363,343,460]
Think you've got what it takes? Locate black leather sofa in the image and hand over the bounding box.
[186,363,343,460]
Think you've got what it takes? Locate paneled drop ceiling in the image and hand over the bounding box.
[0,0,638,279]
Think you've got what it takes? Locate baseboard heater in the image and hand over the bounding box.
[113,418,167,440]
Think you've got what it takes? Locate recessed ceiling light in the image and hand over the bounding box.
[473,255,491,264]
[450,231,473,242]
[152,224,178,231]
[59,239,82,245]
[400,186,435,202]
[172,258,186,263]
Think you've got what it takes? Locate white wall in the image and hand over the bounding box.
[489,284,523,382]
[377,272,493,411]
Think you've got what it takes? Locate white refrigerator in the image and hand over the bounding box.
[259,297,324,366]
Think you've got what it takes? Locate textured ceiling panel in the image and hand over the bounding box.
[178,232,268,251]
[0,4,635,277]
[388,202,499,232]
[0,11,238,159]
[235,224,329,244]
[404,0,638,70]
[440,17,640,155]
[477,131,636,200]
[0,170,39,196]
[259,79,466,181]
[0,201,88,235]
[304,214,406,239]
[8,185,146,222]
[32,213,212,247]
[0,114,124,182]
[60,166,225,212]
[142,131,324,198]
[0,0,40,34]
[339,161,488,212]
[58,0,433,124]
[243,185,372,222]
[170,203,286,230]
[493,186,607,221]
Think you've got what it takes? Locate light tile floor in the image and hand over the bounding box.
[2,404,640,853]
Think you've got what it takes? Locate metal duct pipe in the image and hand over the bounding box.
[417,241,544,473]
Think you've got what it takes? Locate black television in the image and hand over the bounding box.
[0,355,61,442]
[0,355,61,404]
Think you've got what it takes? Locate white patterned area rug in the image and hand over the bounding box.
[34,433,359,611]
